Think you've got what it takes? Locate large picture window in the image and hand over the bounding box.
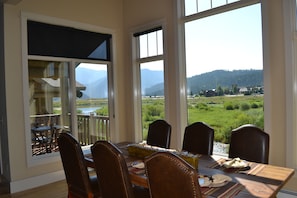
[183,1,263,154]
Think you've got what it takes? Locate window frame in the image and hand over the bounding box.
[283,0,297,170]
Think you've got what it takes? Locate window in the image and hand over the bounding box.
[185,0,240,16]
[183,1,263,155]
[23,16,113,165]
[133,27,165,139]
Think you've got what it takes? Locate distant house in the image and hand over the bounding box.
[205,89,216,97]
[239,87,248,93]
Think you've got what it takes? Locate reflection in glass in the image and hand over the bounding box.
[28,60,71,156]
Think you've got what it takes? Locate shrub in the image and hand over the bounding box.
[216,126,233,143]
[96,106,108,116]
[251,103,259,108]
[240,103,250,111]
[195,103,209,110]
[234,104,240,109]
[224,102,234,110]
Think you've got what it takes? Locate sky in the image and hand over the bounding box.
[185,3,263,77]
[79,3,263,78]
[78,63,107,71]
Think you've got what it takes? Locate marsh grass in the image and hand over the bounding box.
[142,95,264,143]
[58,95,263,144]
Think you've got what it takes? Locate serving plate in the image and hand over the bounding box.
[199,174,232,187]
[222,158,249,169]
[131,161,145,169]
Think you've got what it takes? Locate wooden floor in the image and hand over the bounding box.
[0,180,68,198]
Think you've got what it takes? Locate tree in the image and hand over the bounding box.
[232,84,239,95]
[217,85,224,96]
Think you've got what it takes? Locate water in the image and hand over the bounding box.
[77,107,101,114]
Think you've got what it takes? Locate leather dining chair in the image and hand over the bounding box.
[229,124,270,164]
[182,121,214,155]
[147,119,172,149]
[57,132,101,198]
[145,152,203,198]
[91,141,149,198]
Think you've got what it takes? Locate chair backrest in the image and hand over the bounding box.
[145,152,202,198]
[57,132,99,198]
[147,120,171,149]
[182,122,214,155]
[91,141,135,198]
[229,124,270,164]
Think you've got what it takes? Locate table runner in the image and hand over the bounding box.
[208,158,266,175]
[201,181,244,198]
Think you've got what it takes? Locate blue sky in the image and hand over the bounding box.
[185,3,262,77]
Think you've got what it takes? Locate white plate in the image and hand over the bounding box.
[131,161,145,169]
[222,158,248,169]
[199,174,232,187]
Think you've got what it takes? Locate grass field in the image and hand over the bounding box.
[186,95,263,143]
[142,94,264,143]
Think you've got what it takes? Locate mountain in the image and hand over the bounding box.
[143,69,263,96]
[141,69,164,94]
[187,69,263,95]
[76,68,263,98]
[80,77,108,99]
[76,67,108,98]
[76,67,107,84]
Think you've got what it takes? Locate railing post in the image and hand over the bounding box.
[89,113,96,143]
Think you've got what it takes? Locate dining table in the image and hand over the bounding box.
[84,142,295,198]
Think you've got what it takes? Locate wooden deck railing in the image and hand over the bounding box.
[30,113,110,153]
[77,113,110,145]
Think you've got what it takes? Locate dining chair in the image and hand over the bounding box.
[146,119,172,149]
[57,132,101,198]
[182,121,214,155]
[145,152,203,198]
[229,124,270,164]
[91,140,149,198]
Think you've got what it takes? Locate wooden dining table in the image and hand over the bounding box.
[84,142,295,198]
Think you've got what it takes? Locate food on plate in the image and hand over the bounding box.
[222,157,248,168]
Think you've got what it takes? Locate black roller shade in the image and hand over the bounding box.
[133,26,162,37]
[28,20,112,61]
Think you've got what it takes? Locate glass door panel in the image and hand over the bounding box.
[75,63,110,145]
[28,60,70,156]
